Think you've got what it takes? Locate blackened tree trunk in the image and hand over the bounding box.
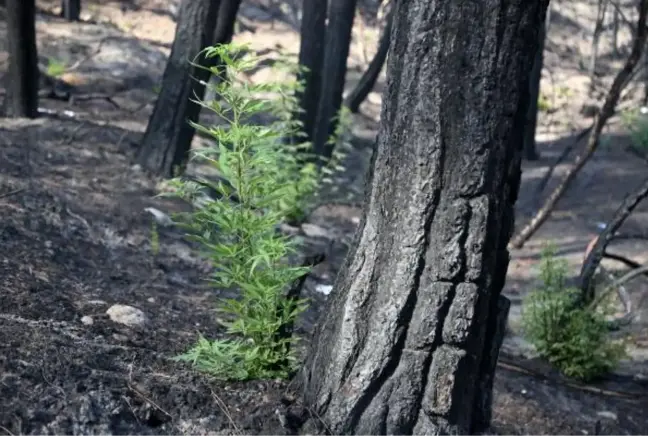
[203,0,243,107]
[295,0,328,144]
[311,0,357,159]
[61,0,81,21]
[136,0,221,177]
[298,0,550,434]
[3,0,39,118]
[213,0,242,46]
[344,5,394,114]
[523,16,547,161]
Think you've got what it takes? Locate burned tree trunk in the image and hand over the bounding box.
[136,0,221,177]
[295,0,328,144]
[311,0,358,159]
[344,5,394,114]
[61,0,81,21]
[297,0,549,434]
[3,0,39,118]
[212,0,242,46]
[523,13,547,161]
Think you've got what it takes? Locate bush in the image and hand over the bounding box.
[521,245,626,382]
[162,43,349,380]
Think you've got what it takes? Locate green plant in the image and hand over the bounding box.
[537,92,552,112]
[46,58,67,78]
[622,108,648,150]
[150,219,160,256]
[521,244,626,382]
[165,43,337,380]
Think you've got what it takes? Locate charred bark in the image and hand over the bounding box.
[3,0,39,118]
[523,15,547,161]
[135,0,221,177]
[61,0,81,21]
[294,0,328,144]
[344,5,394,114]
[298,0,549,434]
[311,0,358,160]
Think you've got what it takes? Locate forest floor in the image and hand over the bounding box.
[1,0,648,434]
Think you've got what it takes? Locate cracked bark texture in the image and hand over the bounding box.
[299,0,549,434]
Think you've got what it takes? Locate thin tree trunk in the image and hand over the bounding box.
[3,0,39,118]
[61,0,81,21]
[589,0,609,94]
[297,0,549,434]
[202,0,243,102]
[311,0,358,160]
[344,4,394,114]
[511,0,648,249]
[523,16,547,161]
[135,0,221,177]
[579,176,648,304]
[294,0,328,144]
[613,8,620,56]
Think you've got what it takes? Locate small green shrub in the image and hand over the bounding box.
[46,58,67,78]
[164,43,348,380]
[622,108,648,150]
[521,244,626,382]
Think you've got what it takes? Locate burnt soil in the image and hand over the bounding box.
[1,1,648,435]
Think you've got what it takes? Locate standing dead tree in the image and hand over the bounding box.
[589,0,609,94]
[344,3,394,113]
[510,0,648,249]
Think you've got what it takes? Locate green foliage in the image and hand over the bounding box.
[150,219,160,256]
[46,58,67,78]
[164,43,347,380]
[622,108,648,150]
[521,244,626,382]
[537,92,552,112]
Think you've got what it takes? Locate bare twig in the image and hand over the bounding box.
[0,424,16,436]
[211,390,242,435]
[589,264,648,310]
[65,37,109,73]
[0,188,25,199]
[127,382,173,419]
[59,122,86,145]
[532,125,592,204]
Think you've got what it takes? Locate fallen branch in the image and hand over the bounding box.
[588,264,648,312]
[510,0,648,249]
[604,251,644,270]
[532,125,592,205]
[579,175,648,302]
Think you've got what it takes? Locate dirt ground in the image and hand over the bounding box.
[1,0,648,434]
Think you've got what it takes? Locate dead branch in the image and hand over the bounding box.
[604,251,644,270]
[589,264,648,311]
[510,0,648,249]
[532,126,592,205]
[579,176,648,303]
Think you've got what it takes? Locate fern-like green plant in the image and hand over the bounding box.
[521,244,626,381]
[162,43,350,380]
